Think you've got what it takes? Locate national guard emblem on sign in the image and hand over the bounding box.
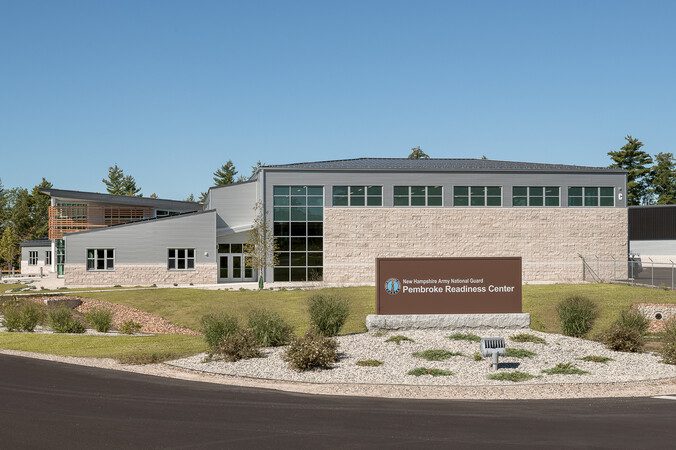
[384,278,401,295]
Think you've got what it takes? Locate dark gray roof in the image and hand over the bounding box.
[261,157,625,174]
[20,239,51,247]
[41,189,201,210]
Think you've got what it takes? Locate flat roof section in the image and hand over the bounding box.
[41,188,201,210]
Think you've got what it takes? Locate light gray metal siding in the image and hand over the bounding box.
[207,182,258,230]
[21,246,50,263]
[64,211,217,264]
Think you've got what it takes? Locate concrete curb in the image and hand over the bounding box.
[1,349,674,400]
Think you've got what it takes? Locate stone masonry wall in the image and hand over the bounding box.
[323,208,628,283]
[64,264,217,286]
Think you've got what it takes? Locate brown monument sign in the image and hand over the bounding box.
[376,257,522,315]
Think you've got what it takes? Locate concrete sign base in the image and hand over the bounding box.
[366,313,531,331]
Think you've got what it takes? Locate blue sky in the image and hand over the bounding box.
[1,0,675,199]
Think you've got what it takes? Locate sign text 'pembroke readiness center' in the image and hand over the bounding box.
[376,257,522,315]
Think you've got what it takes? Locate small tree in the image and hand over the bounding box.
[213,160,238,186]
[184,193,196,202]
[651,152,676,205]
[103,165,142,196]
[244,201,278,289]
[30,178,53,239]
[0,226,19,272]
[608,136,653,205]
[408,146,430,159]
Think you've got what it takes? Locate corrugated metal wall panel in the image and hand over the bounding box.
[629,206,676,240]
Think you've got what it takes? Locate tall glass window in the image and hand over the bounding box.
[513,186,560,206]
[273,185,323,282]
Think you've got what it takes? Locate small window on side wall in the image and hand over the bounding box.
[86,249,115,271]
[168,248,195,270]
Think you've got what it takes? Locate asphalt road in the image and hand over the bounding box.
[0,355,674,449]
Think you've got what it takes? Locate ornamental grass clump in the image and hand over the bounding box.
[556,295,599,338]
[201,313,240,356]
[119,320,142,335]
[448,332,481,342]
[308,293,349,336]
[660,318,676,365]
[541,363,589,375]
[407,367,453,377]
[488,371,535,382]
[216,328,262,362]
[385,335,414,345]
[1,301,44,332]
[579,355,613,363]
[603,309,649,353]
[48,307,86,333]
[510,333,546,344]
[356,359,383,367]
[413,349,462,361]
[85,308,113,333]
[284,329,338,371]
[504,348,536,358]
[247,309,293,347]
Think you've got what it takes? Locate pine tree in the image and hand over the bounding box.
[198,192,208,204]
[185,193,196,202]
[213,160,238,186]
[149,193,158,199]
[0,226,19,271]
[30,178,53,239]
[0,178,6,230]
[8,188,32,240]
[251,160,264,177]
[408,146,430,159]
[608,136,653,205]
[651,152,676,204]
[102,165,127,195]
[121,174,142,196]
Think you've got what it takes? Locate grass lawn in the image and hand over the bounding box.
[0,333,204,362]
[71,283,676,338]
[1,283,26,293]
[523,284,676,337]
[77,286,375,334]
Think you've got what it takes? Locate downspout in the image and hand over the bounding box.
[261,168,267,284]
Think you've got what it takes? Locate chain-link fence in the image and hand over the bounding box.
[581,256,675,290]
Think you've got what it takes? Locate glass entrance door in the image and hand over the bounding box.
[218,255,229,282]
[217,251,256,283]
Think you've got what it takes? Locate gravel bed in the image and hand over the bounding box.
[167,329,676,385]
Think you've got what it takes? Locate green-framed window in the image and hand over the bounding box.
[273,185,323,282]
[512,186,560,207]
[453,186,502,206]
[568,186,614,207]
[393,186,443,206]
[332,185,382,206]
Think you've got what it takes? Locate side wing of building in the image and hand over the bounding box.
[64,210,217,286]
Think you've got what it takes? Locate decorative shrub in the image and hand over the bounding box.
[510,333,546,344]
[407,367,453,377]
[216,328,262,362]
[48,307,86,333]
[660,318,676,365]
[385,335,414,345]
[541,363,589,375]
[488,371,535,382]
[473,352,483,361]
[413,349,462,361]
[603,309,649,352]
[579,355,612,363]
[504,348,536,358]
[356,359,383,367]
[556,295,599,337]
[247,309,293,347]
[85,308,113,333]
[448,332,481,342]
[307,294,349,336]
[119,320,142,335]
[1,302,43,332]
[201,313,239,356]
[284,330,338,371]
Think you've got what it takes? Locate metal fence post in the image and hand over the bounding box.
[671,260,675,291]
[596,255,600,280]
[648,257,654,287]
[611,256,616,280]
